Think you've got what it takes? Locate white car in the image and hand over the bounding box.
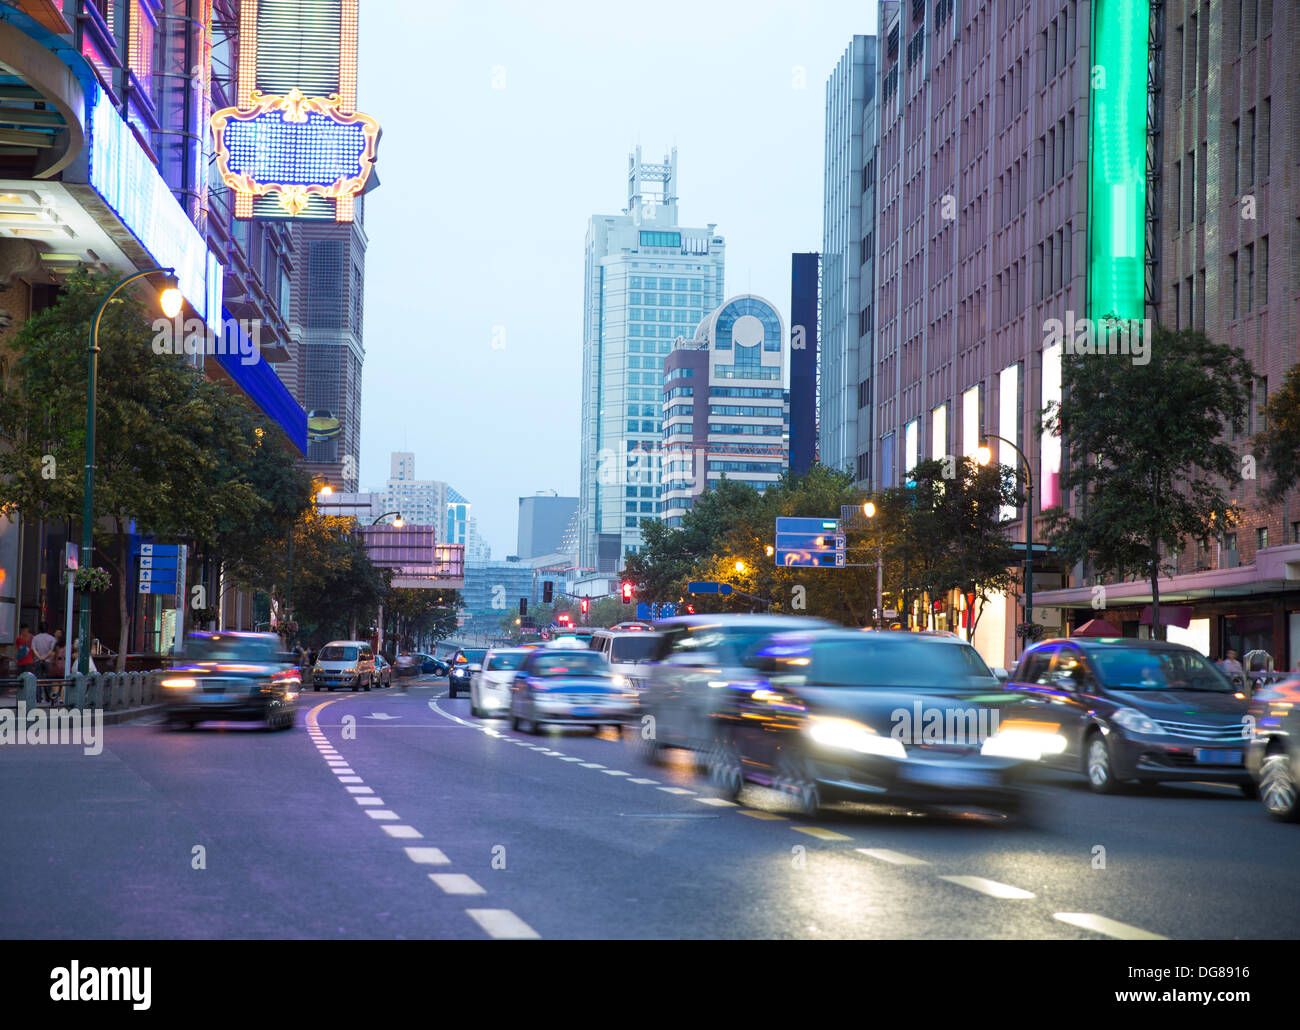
[470,647,531,718]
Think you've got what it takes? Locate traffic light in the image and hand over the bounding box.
[685,604,695,615]
[519,597,527,616]
[543,580,553,604]
[621,582,633,605]
[580,597,589,615]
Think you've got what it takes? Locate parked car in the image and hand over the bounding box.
[639,614,835,762]
[703,629,1055,815]
[312,640,377,692]
[160,632,298,730]
[448,647,487,698]
[1246,675,1300,821]
[420,653,449,676]
[509,648,635,734]
[471,647,530,718]
[1003,638,1255,795]
[589,628,662,710]
[374,654,392,688]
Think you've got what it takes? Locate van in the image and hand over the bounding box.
[590,628,662,706]
[312,640,377,691]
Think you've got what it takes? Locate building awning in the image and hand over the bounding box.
[1138,606,1193,629]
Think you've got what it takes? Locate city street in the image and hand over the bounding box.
[2,675,1293,941]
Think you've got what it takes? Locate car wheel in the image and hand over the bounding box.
[705,734,744,800]
[774,749,820,816]
[364,676,372,692]
[1259,753,1299,821]
[511,713,521,731]
[1085,731,1122,794]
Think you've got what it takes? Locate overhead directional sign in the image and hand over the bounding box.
[774,517,844,568]
[636,602,679,620]
[687,582,733,595]
[137,544,186,595]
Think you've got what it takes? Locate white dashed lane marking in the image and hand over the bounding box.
[429,874,487,896]
[365,810,400,820]
[939,875,1035,900]
[857,848,929,866]
[658,787,695,795]
[404,847,451,865]
[466,909,541,940]
[381,825,423,839]
[1054,912,1167,940]
[628,778,658,785]
[346,786,373,794]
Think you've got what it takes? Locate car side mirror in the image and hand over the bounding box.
[992,667,1010,683]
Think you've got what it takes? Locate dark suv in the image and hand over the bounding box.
[161,632,299,730]
[1003,638,1254,795]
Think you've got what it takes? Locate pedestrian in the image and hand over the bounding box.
[48,630,66,703]
[1220,649,1244,677]
[15,622,35,689]
[70,637,98,675]
[31,622,56,700]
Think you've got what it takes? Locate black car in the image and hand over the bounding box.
[448,647,487,698]
[704,629,1051,815]
[160,632,298,730]
[1246,675,1300,821]
[1004,638,1255,795]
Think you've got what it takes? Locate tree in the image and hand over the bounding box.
[1042,325,1254,638]
[1256,363,1300,501]
[0,272,275,668]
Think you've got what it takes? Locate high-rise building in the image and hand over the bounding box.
[661,296,787,526]
[517,492,579,559]
[820,35,878,482]
[578,147,726,573]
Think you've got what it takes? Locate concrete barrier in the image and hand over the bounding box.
[19,671,36,707]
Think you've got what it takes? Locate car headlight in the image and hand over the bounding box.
[981,724,1068,760]
[805,715,906,758]
[161,677,197,689]
[1111,707,1162,736]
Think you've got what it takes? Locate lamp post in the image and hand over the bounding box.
[863,501,884,630]
[369,512,403,654]
[978,434,1034,656]
[77,267,181,675]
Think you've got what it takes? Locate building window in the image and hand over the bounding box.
[1256,527,1268,551]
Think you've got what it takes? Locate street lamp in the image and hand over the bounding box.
[863,501,883,630]
[78,266,179,676]
[734,560,746,574]
[371,511,404,527]
[979,433,1034,655]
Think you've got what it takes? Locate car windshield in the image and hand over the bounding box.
[462,650,487,663]
[610,636,660,661]
[1087,647,1233,692]
[530,652,609,677]
[760,636,997,688]
[319,645,358,662]
[188,636,278,662]
[488,653,525,671]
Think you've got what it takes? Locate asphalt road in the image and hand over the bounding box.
[1,676,1295,939]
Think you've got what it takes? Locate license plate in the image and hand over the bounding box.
[1194,748,1242,765]
[904,764,999,787]
[572,706,597,717]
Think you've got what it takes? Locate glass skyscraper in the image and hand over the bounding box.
[578,148,726,574]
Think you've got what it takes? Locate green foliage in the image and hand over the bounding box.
[1041,324,1254,637]
[1256,363,1300,501]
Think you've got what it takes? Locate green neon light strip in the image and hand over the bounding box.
[1087,0,1149,324]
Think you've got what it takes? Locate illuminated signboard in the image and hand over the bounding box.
[212,88,379,220]
[88,84,223,334]
[1087,0,1148,325]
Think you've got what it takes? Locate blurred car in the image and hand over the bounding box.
[1246,675,1300,821]
[395,653,417,674]
[1004,638,1255,795]
[160,632,298,730]
[420,653,450,676]
[639,614,835,762]
[448,647,487,698]
[471,647,530,718]
[590,628,662,709]
[509,648,635,734]
[703,629,1053,814]
[312,640,377,692]
[374,654,393,688]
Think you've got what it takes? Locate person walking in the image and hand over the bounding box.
[31,623,56,701]
[15,623,35,693]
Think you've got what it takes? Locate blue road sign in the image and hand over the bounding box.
[687,582,733,595]
[774,517,843,567]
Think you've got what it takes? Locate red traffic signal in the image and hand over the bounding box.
[580,598,589,614]
[685,604,695,615]
[621,582,633,604]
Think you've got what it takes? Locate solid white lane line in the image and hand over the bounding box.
[403,847,450,865]
[345,786,373,794]
[939,875,1035,900]
[1054,912,1167,940]
[856,848,930,866]
[658,787,695,795]
[382,825,422,838]
[428,874,486,895]
[628,778,658,785]
[466,909,540,940]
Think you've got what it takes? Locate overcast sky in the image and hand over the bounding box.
[357,0,878,556]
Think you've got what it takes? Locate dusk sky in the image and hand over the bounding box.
[358,0,878,555]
